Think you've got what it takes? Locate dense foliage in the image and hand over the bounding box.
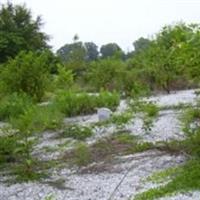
[0,2,49,63]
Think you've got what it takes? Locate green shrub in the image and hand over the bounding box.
[130,100,159,117]
[53,91,95,116]
[0,126,41,181]
[0,133,19,164]
[53,90,120,117]
[54,64,74,90]
[97,90,120,111]
[111,112,133,126]
[144,103,159,118]
[87,58,126,92]
[0,93,34,121]
[181,107,200,135]
[63,125,93,140]
[10,105,64,133]
[0,51,51,101]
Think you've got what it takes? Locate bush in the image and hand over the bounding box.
[0,93,34,121]
[53,64,74,90]
[0,133,19,164]
[10,105,64,133]
[0,126,40,181]
[87,58,126,91]
[97,90,120,111]
[53,90,120,117]
[0,51,51,101]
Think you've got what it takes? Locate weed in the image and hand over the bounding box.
[62,125,93,140]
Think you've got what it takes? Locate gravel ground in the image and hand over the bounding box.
[0,89,199,200]
[0,151,185,200]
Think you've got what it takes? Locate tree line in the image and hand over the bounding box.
[1,2,200,101]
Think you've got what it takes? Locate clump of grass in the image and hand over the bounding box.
[73,143,91,166]
[62,125,93,140]
[111,112,133,126]
[144,103,159,118]
[94,111,133,127]
[130,100,159,117]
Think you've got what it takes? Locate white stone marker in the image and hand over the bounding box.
[97,108,112,121]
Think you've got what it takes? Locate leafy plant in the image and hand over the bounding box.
[0,51,51,101]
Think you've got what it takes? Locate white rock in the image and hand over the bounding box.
[97,108,112,121]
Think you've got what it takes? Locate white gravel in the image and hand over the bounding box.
[0,150,185,200]
[159,191,200,200]
[0,89,199,200]
[126,110,184,142]
[146,89,197,107]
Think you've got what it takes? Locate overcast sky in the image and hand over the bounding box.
[2,0,200,52]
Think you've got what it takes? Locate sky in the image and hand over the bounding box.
[1,0,200,52]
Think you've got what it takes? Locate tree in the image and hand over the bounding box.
[87,58,126,91]
[84,42,99,61]
[133,37,151,54]
[129,23,197,93]
[0,2,49,63]
[0,51,51,101]
[57,41,87,76]
[100,43,123,59]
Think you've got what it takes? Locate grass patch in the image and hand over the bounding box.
[64,132,154,167]
[134,159,200,200]
[62,125,93,140]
